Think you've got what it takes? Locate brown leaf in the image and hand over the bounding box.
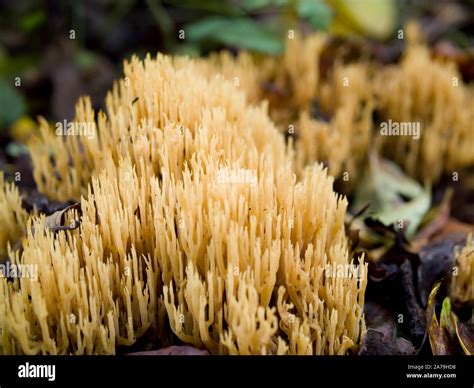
[454,320,474,355]
[358,329,415,355]
[430,219,474,245]
[22,191,77,215]
[426,286,459,355]
[412,189,452,251]
[400,260,425,343]
[364,301,397,338]
[417,240,454,307]
[428,321,452,355]
[44,203,81,232]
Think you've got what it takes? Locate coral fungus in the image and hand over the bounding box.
[4,27,471,356]
[1,53,366,355]
[0,172,28,258]
[196,31,474,187]
[451,235,474,304]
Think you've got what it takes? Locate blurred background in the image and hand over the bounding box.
[0,0,473,189]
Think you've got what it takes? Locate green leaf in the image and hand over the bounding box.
[169,0,245,16]
[375,189,431,240]
[327,0,396,39]
[173,43,201,57]
[240,0,289,11]
[19,9,46,33]
[75,50,99,70]
[297,0,333,31]
[241,0,274,11]
[352,153,431,239]
[146,0,173,36]
[0,54,39,78]
[0,79,26,130]
[185,17,284,54]
[6,142,29,158]
[439,298,456,339]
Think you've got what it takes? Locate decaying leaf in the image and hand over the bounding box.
[425,282,440,323]
[364,301,398,339]
[428,318,453,355]
[44,203,81,232]
[22,191,77,215]
[427,284,453,355]
[417,240,454,307]
[426,284,470,355]
[412,189,452,250]
[352,153,431,240]
[430,219,474,245]
[454,320,474,355]
[358,329,415,355]
[400,260,425,344]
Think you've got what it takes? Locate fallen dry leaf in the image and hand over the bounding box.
[454,319,474,355]
[430,219,474,245]
[44,203,81,232]
[412,189,452,251]
[358,329,415,355]
[426,282,444,354]
[426,286,467,355]
[400,260,425,344]
[417,240,454,307]
[22,191,77,215]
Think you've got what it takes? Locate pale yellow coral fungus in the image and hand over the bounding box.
[1,52,366,355]
[374,43,474,182]
[193,31,474,187]
[297,62,374,186]
[0,172,28,257]
[1,158,170,355]
[194,33,326,128]
[29,54,291,202]
[451,235,474,304]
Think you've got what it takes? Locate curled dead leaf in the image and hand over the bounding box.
[358,329,415,355]
[44,203,81,232]
[426,285,469,355]
[453,318,474,355]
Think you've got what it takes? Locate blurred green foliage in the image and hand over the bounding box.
[16,0,473,134]
[297,0,332,30]
[185,17,284,54]
[0,0,335,128]
[0,79,26,130]
[163,0,333,55]
[19,9,46,33]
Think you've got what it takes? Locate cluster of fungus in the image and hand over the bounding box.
[0,173,28,258]
[197,29,474,309]
[451,235,474,304]
[1,26,473,355]
[0,53,366,355]
[200,28,474,188]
